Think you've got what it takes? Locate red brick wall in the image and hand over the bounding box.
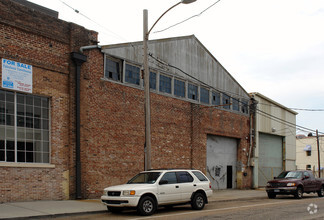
[80,50,251,199]
[0,0,251,202]
[0,0,98,202]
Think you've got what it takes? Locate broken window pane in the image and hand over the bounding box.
[188,83,198,100]
[105,57,121,81]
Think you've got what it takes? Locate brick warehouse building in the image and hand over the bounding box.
[0,0,98,202]
[1,0,252,202]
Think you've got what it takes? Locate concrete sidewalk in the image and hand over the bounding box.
[0,189,266,219]
[209,189,266,202]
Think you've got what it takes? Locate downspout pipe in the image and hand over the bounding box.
[80,45,101,53]
[71,52,87,199]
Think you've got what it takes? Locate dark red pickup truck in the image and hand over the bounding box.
[266,170,324,199]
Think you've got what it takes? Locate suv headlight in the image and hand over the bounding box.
[266,183,271,187]
[287,183,296,187]
[103,189,108,196]
[123,190,136,196]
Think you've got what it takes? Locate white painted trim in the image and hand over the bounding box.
[0,162,55,168]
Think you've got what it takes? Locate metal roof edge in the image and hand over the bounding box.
[100,35,195,50]
[101,35,250,98]
[250,92,298,115]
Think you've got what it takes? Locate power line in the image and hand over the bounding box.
[54,0,323,135]
[258,103,324,112]
[257,108,309,132]
[54,0,247,105]
[149,53,324,135]
[257,110,295,129]
[255,110,315,137]
[257,109,298,128]
[56,0,131,43]
[148,53,250,104]
[154,0,222,34]
[256,109,324,135]
[290,108,324,111]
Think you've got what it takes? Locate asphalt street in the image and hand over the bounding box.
[50,195,324,220]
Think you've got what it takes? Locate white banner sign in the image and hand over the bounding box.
[2,58,33,93]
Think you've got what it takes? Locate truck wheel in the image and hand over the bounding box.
[137,196,156,216]
[191,192,206,210]
[267,192,276,199]
[317,186,324,197]
[294,187,303,199]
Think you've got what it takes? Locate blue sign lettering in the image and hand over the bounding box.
[4,59,15,66]
[17,63,31,70]
[3,80,14,88]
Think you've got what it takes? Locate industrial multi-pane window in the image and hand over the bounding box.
[125,64,140,85]
[149,72,156,90]
[174,79,185,98]
[0,90,50,163]
[232,98,239,111]
[223,94,230,109]
[104,56,250,115]
[105,57,122,81]
[200,87,209,104]
[188,83,198,100]
[212,92,220,106]
[159,75,172,94]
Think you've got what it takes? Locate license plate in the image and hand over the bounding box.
[274,189,280,192]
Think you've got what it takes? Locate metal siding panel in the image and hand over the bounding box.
[102,37,250,100]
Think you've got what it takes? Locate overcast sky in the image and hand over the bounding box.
[27,0,324,135]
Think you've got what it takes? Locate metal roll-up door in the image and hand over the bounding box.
[258,133,283,187]
[206,135,238,190]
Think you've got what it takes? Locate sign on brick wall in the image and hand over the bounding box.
[2,58,33,93]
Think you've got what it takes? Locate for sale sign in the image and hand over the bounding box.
[2,58,33,93]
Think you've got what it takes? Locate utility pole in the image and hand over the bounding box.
[142,0,197,171]
[143,9,151,171]
[317,129,321,177]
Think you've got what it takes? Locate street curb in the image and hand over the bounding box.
[208,196,267,204]
[1,198,265,220]
[0,210,107,220]
[0,194,268,219]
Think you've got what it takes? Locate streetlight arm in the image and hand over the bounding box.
[147,2,181,36]
[143,0,197,170]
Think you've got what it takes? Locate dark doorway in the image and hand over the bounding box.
[227,166,233,189]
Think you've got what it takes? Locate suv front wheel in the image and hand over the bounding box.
[191,192,206,210]
[137,196,156,216]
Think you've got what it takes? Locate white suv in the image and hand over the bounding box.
[101,169,213,216]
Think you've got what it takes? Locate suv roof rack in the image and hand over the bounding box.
[148,168,195,171]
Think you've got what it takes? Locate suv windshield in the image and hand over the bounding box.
[127,172,161,184]
[277,171,302,179]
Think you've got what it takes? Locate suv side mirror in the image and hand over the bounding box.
[159,180,168,185]
[304,176,309,179]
